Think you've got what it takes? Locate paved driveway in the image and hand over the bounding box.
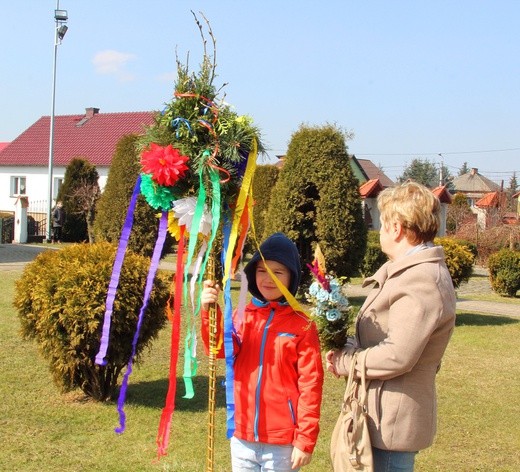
[348,266,519,318]
[1,244,518,318]
[0,243,56,271]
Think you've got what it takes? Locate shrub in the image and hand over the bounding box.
[263,124,366,278]
[454,223,519,264]
[435,237,475,288]
[360,230,387,277]
[488,249,520,297]
[452,238,478,261]
[13,242,170,401]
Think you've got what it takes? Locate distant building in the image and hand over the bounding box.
[0,107,154,213]
[350,155,395,188]
[432,185,453,236]
[359,179,384,230]
[0,107,154,241]
[451,168,501,207]
[274,154,394,188]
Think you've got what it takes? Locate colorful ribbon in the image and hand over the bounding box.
[156,224,185,457]
[95,175,142,366]
[115,211,169,433]
[222,139,258,287]
[221,215,236,438]
[248,186,309,317]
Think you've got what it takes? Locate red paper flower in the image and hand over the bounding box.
[141,143,189,187]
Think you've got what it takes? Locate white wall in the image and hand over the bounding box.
[0,165,109,212]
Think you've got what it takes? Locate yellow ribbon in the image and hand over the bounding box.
[222,139,258,286]
[247,185,309,317]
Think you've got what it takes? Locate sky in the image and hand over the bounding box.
[1,0,519,185]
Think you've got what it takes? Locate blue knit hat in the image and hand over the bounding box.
[244,232,301,301]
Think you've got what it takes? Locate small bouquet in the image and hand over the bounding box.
[306,245,353,350]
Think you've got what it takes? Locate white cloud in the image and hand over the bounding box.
[92,50,136,81]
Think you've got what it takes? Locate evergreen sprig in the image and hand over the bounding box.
[136,12,265,209]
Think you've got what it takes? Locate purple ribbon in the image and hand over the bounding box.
[115,211,169,433]
[95,175,142,366]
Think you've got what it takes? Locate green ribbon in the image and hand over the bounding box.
[181,152,221,399]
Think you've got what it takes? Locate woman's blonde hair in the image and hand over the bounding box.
[377,181,440,244]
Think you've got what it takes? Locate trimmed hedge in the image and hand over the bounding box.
[13,242,170,401]
[263,124,366,278]
[435,237,475,288]
[360,230,387,277]
[488,249,520,297]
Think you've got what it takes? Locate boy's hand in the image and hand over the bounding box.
[201,280,220,311]
[291,447,312,469]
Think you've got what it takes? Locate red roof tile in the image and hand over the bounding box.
[432,185,452,204]
[0,142,10,152]
[475,191,506,208]
[359,178,383,198]
[0,110,155,167]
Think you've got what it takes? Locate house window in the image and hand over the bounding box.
[11,176,27,196]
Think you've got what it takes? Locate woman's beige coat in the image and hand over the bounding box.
[333,246,456,451]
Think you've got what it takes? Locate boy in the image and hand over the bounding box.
[201,232,324,471]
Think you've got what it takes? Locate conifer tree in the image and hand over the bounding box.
[57,157,99,242]
[263,124,366,278]
[250,164,279,246]
[459,161,470,176]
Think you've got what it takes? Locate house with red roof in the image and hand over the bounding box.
[474,191,511,229]
[359,178,384,230]
[0,107,154,218]
[451,167,501,207]
[432,185,453,236]
[350,155,395,189]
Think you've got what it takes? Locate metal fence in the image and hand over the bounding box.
[27,199,48,242]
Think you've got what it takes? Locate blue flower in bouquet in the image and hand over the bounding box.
[329,288,345,304]
[308,281,320,297]
[326,308,342,322]
[329,278,341,291]
[316,286,330,303]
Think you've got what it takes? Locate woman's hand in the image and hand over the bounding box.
[325,350,339,378]
[201,279,220,311]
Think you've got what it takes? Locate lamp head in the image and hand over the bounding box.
[55,9,68,21]
[57,25,68,40]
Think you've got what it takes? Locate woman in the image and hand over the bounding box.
[326,181,456,472]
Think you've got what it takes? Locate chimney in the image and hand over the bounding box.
[470,168,478,176]
[76,107,100,127]
[85,107,100,118]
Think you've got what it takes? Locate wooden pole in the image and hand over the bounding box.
[206,255,217,472]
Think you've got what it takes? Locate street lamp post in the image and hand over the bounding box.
[46,1,68,242]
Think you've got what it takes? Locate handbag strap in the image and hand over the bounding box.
[356,348,370,407]
[342,351,359,408]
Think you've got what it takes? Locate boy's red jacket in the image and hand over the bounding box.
[201,299,324,453]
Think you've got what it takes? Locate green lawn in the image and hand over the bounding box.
[1,269,519,471]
